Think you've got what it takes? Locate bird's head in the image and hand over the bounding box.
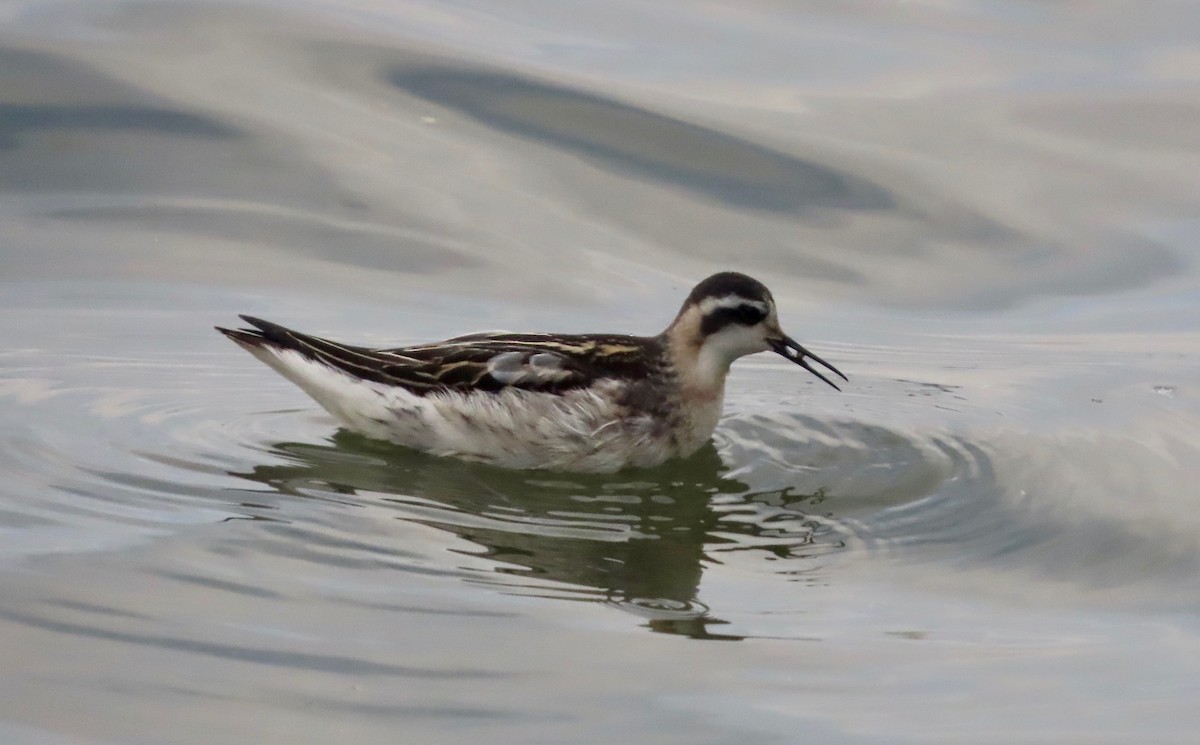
[666,271,846,390]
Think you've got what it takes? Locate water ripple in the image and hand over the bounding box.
[3,335,1198,630]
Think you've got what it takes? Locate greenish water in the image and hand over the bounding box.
[1,2,1199,743]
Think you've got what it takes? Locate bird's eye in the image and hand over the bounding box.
[734,304,765,325]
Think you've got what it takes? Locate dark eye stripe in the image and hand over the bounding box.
[700,304,766,335]
[734,304,766,325]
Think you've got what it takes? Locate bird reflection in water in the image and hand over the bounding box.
[230,430,843,640]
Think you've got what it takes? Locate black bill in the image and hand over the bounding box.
[767,335,848,391]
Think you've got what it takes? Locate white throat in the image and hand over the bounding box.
[666,315,737,399]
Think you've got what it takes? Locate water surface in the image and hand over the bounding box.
[1,1,1199,743]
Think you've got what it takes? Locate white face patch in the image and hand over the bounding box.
[697,295,771,317]
[672,293,780,378]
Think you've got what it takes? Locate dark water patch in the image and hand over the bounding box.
[354,600,517,618]
[41,599,157,622]
[0,103,237,150]
[249,521,425,562]
[388,66,894,215]
[48,203,480,275]
[0,46,237,147]
[644,615,745,641]
[0,46,244,195]
[0,45,398,268]
[0,47,179,106]
[232,523,472,579]
[79,466,243,504]
[280,695,513,720]
[0,607,506,678]
[153,570,286,600]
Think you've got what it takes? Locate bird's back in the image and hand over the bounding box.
[216,317,691,470]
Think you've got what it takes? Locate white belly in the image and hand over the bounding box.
[251,347,721,471]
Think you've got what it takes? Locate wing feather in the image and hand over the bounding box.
[222,318,663,396]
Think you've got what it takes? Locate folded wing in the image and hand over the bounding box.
[217,317,660,396]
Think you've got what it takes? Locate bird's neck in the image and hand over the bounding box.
[662,324,732,403]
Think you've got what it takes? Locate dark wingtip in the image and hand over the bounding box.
[234,315,299,345]
[216,322,267,348]
[237,315,271,330]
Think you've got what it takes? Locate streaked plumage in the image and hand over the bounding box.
[217,272,846,472]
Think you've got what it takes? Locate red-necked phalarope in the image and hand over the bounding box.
[217,272,846,472]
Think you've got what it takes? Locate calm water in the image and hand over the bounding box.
[2,1,1199,742]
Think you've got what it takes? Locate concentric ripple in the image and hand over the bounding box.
[3,315,1199,636]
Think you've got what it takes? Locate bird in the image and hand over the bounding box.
[216,271,846,472]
